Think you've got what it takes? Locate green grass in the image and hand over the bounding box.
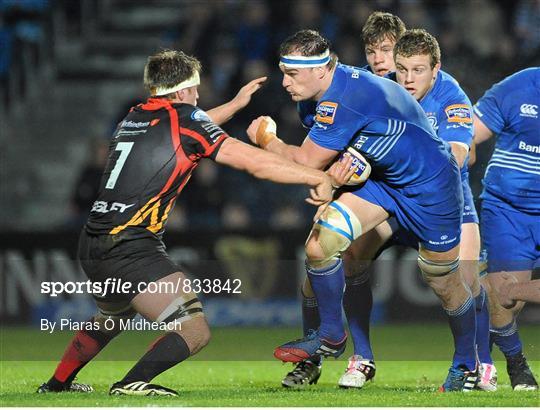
[1,325,539,407]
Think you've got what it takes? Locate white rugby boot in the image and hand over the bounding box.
[338,355,376,388]
[476,362,498,391]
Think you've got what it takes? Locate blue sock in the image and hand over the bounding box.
[445,294,477,371]
[475,286,492,364]
[343,275,374,360]
[491,320,523,358]
[301,290,320,336]
[306,259,346,342]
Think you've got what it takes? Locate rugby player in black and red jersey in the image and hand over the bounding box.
[37,50,335,396]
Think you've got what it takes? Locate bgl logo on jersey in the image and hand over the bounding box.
[520,104,538,118]
[445,104,472,124]
[315,101,338,124]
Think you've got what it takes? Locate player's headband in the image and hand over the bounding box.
[153,71,200,96]
[279,49,330,68]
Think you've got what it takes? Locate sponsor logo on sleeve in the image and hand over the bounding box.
[445,104,473,123]
[315,101,338,124]
[520,104,538,118]
[191,109,212,122]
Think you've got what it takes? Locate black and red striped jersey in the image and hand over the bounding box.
[85,98,228,240]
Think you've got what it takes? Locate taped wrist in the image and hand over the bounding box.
[256,117,282,148]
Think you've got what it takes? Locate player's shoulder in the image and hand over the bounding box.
[317,64,366,116]
[173,103,207,120]
[435,70,469,101]
[334,63,400,105]
[502,67,540,88]
[483,68,539,102]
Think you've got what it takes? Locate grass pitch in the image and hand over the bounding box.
[1,325,538,407]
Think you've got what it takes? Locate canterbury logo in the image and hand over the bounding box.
[520,104,538,117]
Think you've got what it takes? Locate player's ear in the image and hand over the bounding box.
[432,62,441,79]
[316,66,326,79]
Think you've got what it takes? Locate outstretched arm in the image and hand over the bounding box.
[215,138,333,206]
[206,77,267,125]
[246,116,338,170]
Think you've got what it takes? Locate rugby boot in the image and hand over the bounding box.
[507,353,538,391]
[439,365,479,392]
[37,380,93,393]
[338,355,376,388]
[281,359,322,388]
[274,330,347,363]
[109,381,178,396]
[476,362,497,391]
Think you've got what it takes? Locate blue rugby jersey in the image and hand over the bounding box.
[474,68,540,214]
[303,63,454,188]
[388,70,474,167]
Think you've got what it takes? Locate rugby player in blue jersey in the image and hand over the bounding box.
[289,12,406,391]
[247,29,479,391]
[391,29,496,392]
[473,67,539,391]
[316,28,497,392]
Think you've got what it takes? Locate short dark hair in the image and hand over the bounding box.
[394,29,441,68]
[279,29,337,69]
[362,11,406,46]
[143,50,201,97]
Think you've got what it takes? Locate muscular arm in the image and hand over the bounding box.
[206,77,267,125]
[215,138,331,189]
[206,100,243,126]
[469,115,495,166]
[473,115,495,145]
[246,116,338,169]
[264,137,338,170]
[498,277,540,307]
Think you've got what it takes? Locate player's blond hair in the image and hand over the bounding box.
[144,50,202,98]
[394,29,441,68]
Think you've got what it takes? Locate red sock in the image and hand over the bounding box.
[52,329,109,384]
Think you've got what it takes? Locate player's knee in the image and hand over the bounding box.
[178,317,211,355]
[305,234,327,264]
[418,255,462,303]
[155,292,210,354]
[306,201,362,268]
[418,254,459,279]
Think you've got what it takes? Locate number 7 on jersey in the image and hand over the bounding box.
[105,142,134,189]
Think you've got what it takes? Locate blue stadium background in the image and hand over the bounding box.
[0,0,539,328]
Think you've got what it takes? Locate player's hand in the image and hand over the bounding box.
[247,115,277,147]
[327,154,357,188]
[232,76,267,110]
[247,116,264,145]
[306,174,333,211]
[497,272,518,309]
